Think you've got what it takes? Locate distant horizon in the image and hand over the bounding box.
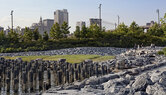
[0,0,166,32]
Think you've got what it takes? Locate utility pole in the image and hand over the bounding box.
[99,4,102,29]
[115,23,117,29]
[156,9,160,25]
[11,10,14,31]
[117,15,120,26]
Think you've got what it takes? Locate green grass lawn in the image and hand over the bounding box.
[4,55,115,63]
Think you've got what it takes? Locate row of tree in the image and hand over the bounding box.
[0,22,71,45]
[0,14,166,52]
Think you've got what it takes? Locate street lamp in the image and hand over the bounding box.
[117,15,120,26]
[11,10,14,31]
[99,4,102,29]
[156,9,160,25]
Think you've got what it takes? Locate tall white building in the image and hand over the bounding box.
[54,9,68,26]
[76,21,86,30]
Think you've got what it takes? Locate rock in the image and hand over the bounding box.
[146,85,156,95]
[36,58,43,64]
[159,77,166,86]
[0,47,127,56]
[85,77,99,85]
[115,88,130,95]
[84,59,93,63]
[161,71,166,78]
[15,57,22,63]
[130,68,140,75]
[58,59,66,63]
[125,74,135,80]
[132,73,152,91]
[154,89,166,95]
[103,78,129,93]
[134,91,147,95]
[146,83,166,95]
[116,59,129,69]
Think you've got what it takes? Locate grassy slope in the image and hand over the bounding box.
[4,55,115,63]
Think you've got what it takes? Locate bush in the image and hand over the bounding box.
[163,47,166,52]
[158,51,164,55]
[5,48,16,53]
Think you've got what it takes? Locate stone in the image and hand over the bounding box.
[134,91,147,95]
[15,57,22,63]
[132,73,152,91]
[159,77,166,86]
[58,59,66,63]
[0,47,127,56]
[154,90,166,95]
[116,59,129,69]
[125,74,135,80]
[103,78,129,93]
[146,83,166,95]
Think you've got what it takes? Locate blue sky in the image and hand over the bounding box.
[0,0,166,32]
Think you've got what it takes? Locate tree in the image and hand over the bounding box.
[128,21,144,35]
[88,24,103,39]
[147,23,164,37]
[0,30,6,45]
[80,25,89,38]
[160,13,166,37]
[43,31,49,41]
[33,28,40,41]
[115,23,128,34]
[161,13,166,24]
[50,23,62,39]
[22,27,33,41]
[74,26,81,38]
[61,22,71,38]
[7,29,19,44]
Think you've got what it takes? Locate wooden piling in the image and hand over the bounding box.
[29,71,33,92]
[13,78,19,94]
[47,69,51,88]
[38,70,43,91]
[6,78,10,93]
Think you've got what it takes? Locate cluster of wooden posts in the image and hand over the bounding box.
[0,57,111,94]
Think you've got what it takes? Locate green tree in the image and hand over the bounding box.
[0,30,6,45]
[61,22,71,38]
[7,29,19,44]
[161,13,166,24]
[50,23,62,39]
[88,24,103,39]
[22,27,33,41]
[33,28,40,41]
[160,13,166,37]
[115,23,128,34]
[147,23,164,37]
[128,21,144,35]
[43,31,49,41]
[74,26,81,38]
[80,25,89,38]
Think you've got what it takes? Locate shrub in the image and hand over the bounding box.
[158,51,164,55]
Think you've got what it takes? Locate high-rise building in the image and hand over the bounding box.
[43,19,54,34]
[90,18,102,27]
[54,9,68,26]
[76,21,86,29]
[30,17,54,35]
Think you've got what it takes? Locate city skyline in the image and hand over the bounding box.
[0,0,166,32]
